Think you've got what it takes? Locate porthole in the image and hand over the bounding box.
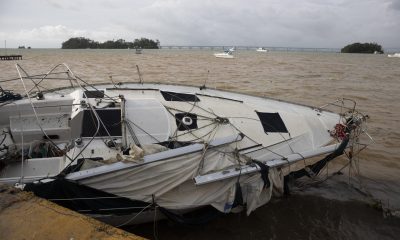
[182,116,193,125]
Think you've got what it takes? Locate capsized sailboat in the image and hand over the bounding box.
[0,64,371,225]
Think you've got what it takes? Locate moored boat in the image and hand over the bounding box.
[214,50,234,58]
[135,48,142,54]
[256,47,268,52]
[388,53,400,58]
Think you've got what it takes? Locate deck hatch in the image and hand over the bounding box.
[161,91,200,102]
[256,112,288,133]
[81,109,121,137]
[83,90,104,98]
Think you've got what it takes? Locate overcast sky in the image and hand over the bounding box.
[0,0,399,48]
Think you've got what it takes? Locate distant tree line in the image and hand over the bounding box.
[61,37,160,49]
[341,42,383,54]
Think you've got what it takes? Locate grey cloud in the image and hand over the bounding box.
[389,0,400,10]
[44,0,81,11]
[1,0,399,48]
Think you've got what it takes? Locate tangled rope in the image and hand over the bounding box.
[0,86,22,103]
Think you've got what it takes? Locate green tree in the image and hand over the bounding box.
[61,37,99,49]
[341,42,383,53]
[61,37,160,49]
[132,38,159,49]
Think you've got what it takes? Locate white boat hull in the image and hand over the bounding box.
[388,53,400,58]
[256,47,268,52]
[214,53,234,58]
[0,64,369,225]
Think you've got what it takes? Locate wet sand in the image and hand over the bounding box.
[1,49,399,239]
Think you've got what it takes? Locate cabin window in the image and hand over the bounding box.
[81,109,122,137]
[175,113,198,131]
[83,90,104,98]
[43,135,59,140]
[161,91,200,102]
[256,112,288,133]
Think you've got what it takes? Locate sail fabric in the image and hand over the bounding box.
[77,145,285,214]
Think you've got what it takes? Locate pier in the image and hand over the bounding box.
[0,184,145,240]
[159,46,340,52]
[0,55,22,60]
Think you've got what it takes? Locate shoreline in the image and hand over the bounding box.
[0,184,146,240]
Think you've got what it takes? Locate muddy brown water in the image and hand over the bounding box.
[1,49,399,239]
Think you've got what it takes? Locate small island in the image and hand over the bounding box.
[61,37,160,49]
[341,42,383,54]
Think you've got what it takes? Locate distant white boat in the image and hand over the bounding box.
[256,47,268,52]
[135,48,142,54]
[388,53,400,58]
[214,50,234,59]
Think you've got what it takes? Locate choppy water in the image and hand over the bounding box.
[1,49,400,239]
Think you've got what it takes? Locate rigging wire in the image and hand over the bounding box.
[162,90,296,159]
[36,63,104,173]
[126,119,161,144]
[0,71,69,83]
[9,64,374,206]
[15,64,76,165]
[125,120,141,146]
[27,64,67,94]
[153,206,159,240]
[116,203,153,228]
[159,92,294,167]
[292,100,371,194]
